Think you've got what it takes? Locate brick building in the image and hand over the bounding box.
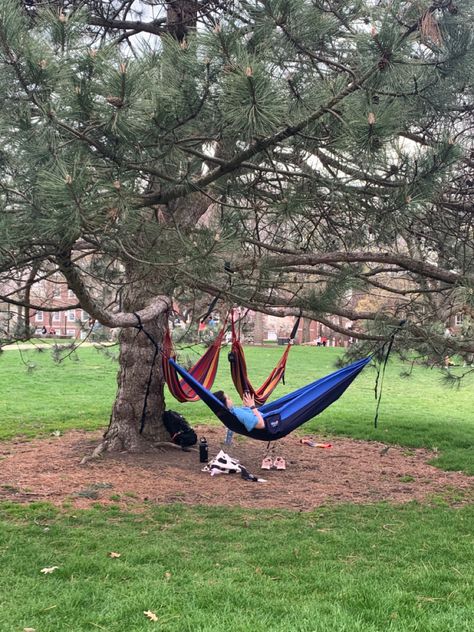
[28,277,90,339]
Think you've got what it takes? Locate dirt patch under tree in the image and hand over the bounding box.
[0,427,472,511]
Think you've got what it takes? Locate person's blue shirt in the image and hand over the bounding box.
[230,406,259,431]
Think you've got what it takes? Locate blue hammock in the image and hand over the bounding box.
[169,356,372,441]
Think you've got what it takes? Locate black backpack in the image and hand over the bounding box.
[162,410,197,448]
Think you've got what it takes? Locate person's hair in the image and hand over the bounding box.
[213,390,228,408]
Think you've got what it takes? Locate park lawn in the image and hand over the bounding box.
[0,501,472,632]
[0,344,473,473]
[0,347,472,632]
[0,344,118,437]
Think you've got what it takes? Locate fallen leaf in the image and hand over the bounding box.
[23,628,36,632]
[144,610,158,622]
[164,571,172,581]
[40,566,59,574]
[108,551,121,558]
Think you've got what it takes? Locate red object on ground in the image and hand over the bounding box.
[300,439,332,448]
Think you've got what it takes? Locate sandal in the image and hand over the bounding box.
[261,456,273,470]
[273,456,286,470]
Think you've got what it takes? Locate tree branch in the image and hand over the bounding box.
[240,241,467,285]
[139,66,380,206]
[56,251,170,327]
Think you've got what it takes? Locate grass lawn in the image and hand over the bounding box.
[0,344,472,473]
[0,345,472,631]
[0,501,473,632]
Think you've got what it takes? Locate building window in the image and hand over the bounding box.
[68,310,76,322]
[35,311,43,322]
[52,285,61,298]
[455,313,464,326]
[52,312,60,322]
[81,310,89,321]
[67,329,76,337]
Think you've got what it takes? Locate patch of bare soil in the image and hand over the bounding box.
[0,427,472,511]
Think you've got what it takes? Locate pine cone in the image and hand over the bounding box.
[106,96,124,108]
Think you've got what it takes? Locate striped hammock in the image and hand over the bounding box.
[229,313,300,405]
[162,322,226,402]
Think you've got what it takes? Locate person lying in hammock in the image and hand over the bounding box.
[212,390,265,432]
[212,389,286,470]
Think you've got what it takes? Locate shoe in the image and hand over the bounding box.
[273,456,286,470]
[261,456,273,470]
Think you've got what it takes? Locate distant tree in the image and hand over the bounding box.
[0,0,473,453]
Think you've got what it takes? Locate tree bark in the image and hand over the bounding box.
[302,318,311,344]
[99,267,171,452]
[102,313,169,452]
[166,1,199,42]
[253,311,264,344]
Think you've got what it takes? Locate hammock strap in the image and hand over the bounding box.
[373,320,406,428]
[134,313,162,434]
[289,312,302,341]
[199,293,220,324]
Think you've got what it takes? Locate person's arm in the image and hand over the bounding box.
[242,392,265,429]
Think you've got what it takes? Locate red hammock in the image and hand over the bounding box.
[229,313,300,406]
[162,321,227,402]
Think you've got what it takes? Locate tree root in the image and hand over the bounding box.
[80,438,198,464]
[153,441,182,450]
[80,441,106,465]
[153,441,198,452]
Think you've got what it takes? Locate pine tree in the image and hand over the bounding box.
[0,1,473,453]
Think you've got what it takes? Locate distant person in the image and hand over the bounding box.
[49,328,56,335]
[41,326,47,335]
[198,320,206,340]
[207,316,216,328]
[444,355,456,368]
[321,336,328,347]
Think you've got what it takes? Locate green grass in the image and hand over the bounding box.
[0,345,117,438]
[0,344,473,472]
[1,347,472,631]
[0,501,472,632]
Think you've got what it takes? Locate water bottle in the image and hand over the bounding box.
[199,437,209,463]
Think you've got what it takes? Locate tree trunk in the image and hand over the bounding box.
[97,4,204,455]
[101,279,170,453]
[254,311,264,344]
[302,318,311,344]
[166,0,199,42]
